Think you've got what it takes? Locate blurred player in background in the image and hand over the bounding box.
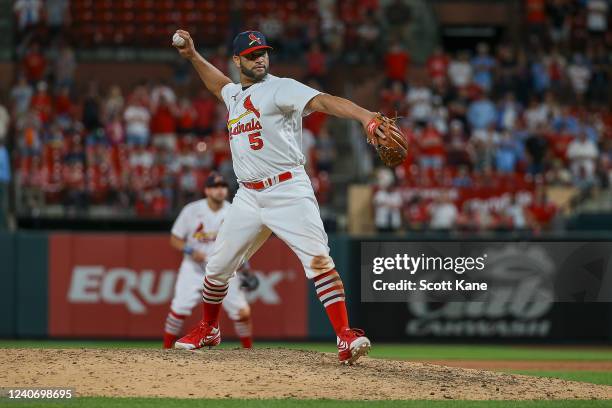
[163,173,259,349]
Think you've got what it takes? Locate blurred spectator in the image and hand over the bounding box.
[546,0,571,44]
[124,97,151,146]
[448,51,472,89]
[430,96,448,135]
[45,0,70,37]
[380,80,407,117]
[22,43,46,85]
[356,14,382,61]
[406,77,432,126]
[150,81,177,111]
[467,94,497,130]
[426,47,450,85]
[384,41,410,83]
[260,12,285,54]
[30,81,52,124]
[129,145,154,169]
[151,96,177,151]
[16,110,42,156]
[105,112,125,146]
[586,0,608,36]
[373,168,401,232]
[530,53,551,95]
[452,166,472,188]
[384,0,412,41]
[525,0,547,36]
[0,141,10,229]
[314,127,336,173]
[82,83,101,131]
[53,44,76,90]
[306,43,327,81]
[498,92,522,131]
[417,123,445,169]
[192,91,216,136]
[471,43,496,92]
[527,189,557,231]
[567,132,599,181]
[567,54,592,102]
[13,0,43,32]
[177,98,196,135]
[0,100,9,144]
[505,194,527,229]
[103,85,124,121]
[429,193,458,230]
[524,129,549,174]
[495,131,523,173]
[445,121,473,168]
[178,165,199,207]
[588,44,610,104]
[10,76,33,117]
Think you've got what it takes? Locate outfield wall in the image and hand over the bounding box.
[0,231,611,343]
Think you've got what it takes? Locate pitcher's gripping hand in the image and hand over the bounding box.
[173,30,196,60]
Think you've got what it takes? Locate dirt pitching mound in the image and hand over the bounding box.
[2,348,611,400]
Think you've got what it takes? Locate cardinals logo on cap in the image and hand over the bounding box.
[248,32,262,46]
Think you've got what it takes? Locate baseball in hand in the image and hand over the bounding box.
[172,33,185,47]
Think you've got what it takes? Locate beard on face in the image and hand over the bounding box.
[240,62,268,81]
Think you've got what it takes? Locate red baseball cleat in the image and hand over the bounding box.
[174,321,221,350]
[337,328,371,365]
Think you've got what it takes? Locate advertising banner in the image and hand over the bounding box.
[49,234,307,339]
[358,241,612,341]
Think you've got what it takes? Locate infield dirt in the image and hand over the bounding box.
[2,348,611,400]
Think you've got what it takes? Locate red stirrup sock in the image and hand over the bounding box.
[313,269,349,335]
[202,277,229,326]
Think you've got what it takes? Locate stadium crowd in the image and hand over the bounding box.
[3,0,611,233]
[373,0,611,233]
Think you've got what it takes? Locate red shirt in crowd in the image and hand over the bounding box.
[426,53,450,81]
[30,91,52,123]
[54,94,72,116]
[528,202,557,225]
[525,0,546,24]
[23,51,46,83]
[303,111,327,136]
[419,126,445,157]
[307,49,327,77]
[384,49,410,81]
[150,105,176,134]
[193,96,216,130]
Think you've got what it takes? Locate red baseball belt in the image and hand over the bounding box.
[241,171,293,190]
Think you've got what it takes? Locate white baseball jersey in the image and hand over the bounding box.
[220,74,321,182]
[171,199,229,268]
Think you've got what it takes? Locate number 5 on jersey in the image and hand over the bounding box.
[249,132,264,150]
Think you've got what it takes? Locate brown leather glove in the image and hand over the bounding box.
[365,113,409,167]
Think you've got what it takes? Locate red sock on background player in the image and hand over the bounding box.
[233,317,253,348]
[163,311,187,348]
[314,269,349,334]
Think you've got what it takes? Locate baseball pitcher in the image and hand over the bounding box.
[172,29,406,364]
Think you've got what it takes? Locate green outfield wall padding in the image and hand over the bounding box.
[308,235,353,340]
[0,232,16,336]
[16,232,48,337]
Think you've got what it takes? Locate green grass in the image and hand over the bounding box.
[505,370,612,386]
[8,399,612,408]
[1,340,611,361]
